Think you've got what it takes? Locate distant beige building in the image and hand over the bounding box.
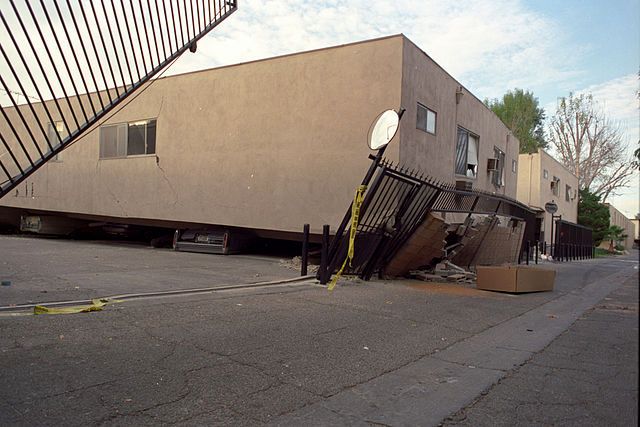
[631,218,639,248]
[0,35,520,238]
[516,149,579,245]
[603,204,635,250]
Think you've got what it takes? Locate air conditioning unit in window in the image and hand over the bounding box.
[487,158,500,172]
[455,180,473,191]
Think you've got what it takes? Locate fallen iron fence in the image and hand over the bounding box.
[324,159,538,281]
[0,0,237,198]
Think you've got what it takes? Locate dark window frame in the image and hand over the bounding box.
[416,102,437,135]
[551,176,560,196]
[47,121,65,162]
[492,146,506,187]
[455,126,479,178]
[99,118,157,159]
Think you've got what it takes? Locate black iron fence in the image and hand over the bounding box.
[519,220,594,264]
[324,159,538,280]
[0,0,237,198]
[552,219,594,261]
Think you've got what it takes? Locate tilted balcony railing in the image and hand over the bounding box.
[0,0,238,198]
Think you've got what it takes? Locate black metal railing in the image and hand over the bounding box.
[324,159,538,280]
[552,219,593,262]
[0,0,237,198]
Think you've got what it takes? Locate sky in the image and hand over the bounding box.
[165,0,639,218]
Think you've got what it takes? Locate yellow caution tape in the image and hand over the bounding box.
[328,185,367,291]
[33,298,110,315]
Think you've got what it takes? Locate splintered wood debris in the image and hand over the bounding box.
[409,261,476,284]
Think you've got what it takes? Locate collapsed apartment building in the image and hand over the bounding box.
[1,34,591,275]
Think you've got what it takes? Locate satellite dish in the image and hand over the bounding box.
[367,109,399,150]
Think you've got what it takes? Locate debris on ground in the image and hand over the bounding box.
[409,260,476,284]
[279,256,319,273]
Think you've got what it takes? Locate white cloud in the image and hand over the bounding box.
[167,0,579,101]
[596,74,640,217]
[582,74,640,145]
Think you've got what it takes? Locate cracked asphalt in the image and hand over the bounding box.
[444,271,638,426]
[0,236,637,425]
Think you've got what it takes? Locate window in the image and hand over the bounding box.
[100,119,156,159]
[543,169,549,179]
[416,103,436,134]
[47,121,65,161]
[565,184,572,202]
[492,147,505,187]
[455,127,478,178]
[551,176,560,196]
[512,159,517,173]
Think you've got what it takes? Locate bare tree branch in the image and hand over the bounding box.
[549,92,633,199]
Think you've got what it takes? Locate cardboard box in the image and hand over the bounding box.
[476,265,555,293]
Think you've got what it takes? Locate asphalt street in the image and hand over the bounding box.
[0,236,637,425]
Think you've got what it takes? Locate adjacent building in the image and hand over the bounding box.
[603,204,635,250]
[516,149,579,246]
[631,216,639,248]
[0,35,520,239]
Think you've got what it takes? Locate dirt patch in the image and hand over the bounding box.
[403,279,512,299]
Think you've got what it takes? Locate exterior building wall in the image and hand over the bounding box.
[399,38,519,199]
[1,34,524,237]
[604,204,634,249]
[517,150,579,245]
[1,36,404,235]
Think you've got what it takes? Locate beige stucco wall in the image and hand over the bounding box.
[1,36,404,235]
[605,204,634,249]
[398,38,519,199]
[517,149,578,245]
[631,219,639,241]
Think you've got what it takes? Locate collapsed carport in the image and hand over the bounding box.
[320,158,538,282]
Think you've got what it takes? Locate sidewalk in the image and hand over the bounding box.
[444,272,638,426]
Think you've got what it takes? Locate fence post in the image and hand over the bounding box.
[301,224,309,276]
[535,241,539,264]
[319,225,330,284]
[526,241,530,265]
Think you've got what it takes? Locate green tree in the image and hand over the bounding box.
[577,188,610,245]
[485,89,547,154]
[602,225,628,252]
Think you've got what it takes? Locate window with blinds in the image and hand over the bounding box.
[99,119,157,159]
